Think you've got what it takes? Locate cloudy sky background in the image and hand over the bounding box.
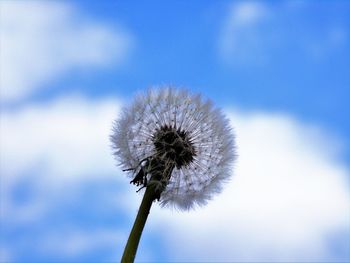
[1,1,349,262]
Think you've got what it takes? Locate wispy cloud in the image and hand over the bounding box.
[39,229,124,259]
[0,247,12,263]
[0,1,133,103]
[219,1,348,66]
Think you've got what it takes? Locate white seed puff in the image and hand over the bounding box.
[111,87,236,210]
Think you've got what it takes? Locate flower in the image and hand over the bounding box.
[111,87,236,210]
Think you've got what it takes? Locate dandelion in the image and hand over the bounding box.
[111,87,236,262]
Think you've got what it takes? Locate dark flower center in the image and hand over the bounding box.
[153,124,196,169]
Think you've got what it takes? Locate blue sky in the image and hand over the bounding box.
[1,1,349,262]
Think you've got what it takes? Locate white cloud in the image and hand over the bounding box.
[0,1,133,102]
[150,110,350,262]
[1,95,120,180]
[0,95,137,224]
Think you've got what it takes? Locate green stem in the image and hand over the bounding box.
[121,185,156,263]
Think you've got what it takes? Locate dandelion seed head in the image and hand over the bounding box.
[111,87,236,210]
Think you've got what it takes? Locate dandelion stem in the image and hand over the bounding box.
[121,184,156,263]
